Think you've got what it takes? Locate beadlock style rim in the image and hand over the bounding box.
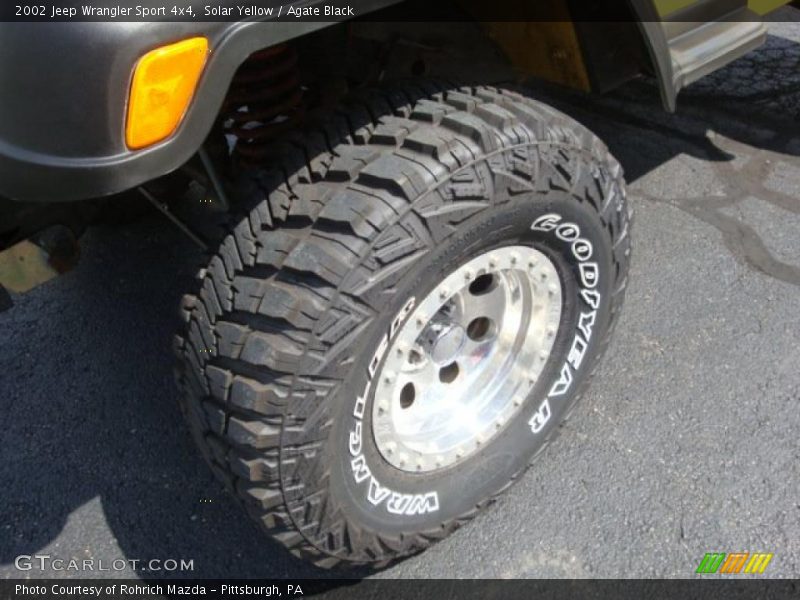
[372,246,564,473]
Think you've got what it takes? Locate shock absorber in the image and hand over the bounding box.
[221,44,305,165]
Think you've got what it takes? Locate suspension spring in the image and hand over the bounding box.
[221,43,305,165]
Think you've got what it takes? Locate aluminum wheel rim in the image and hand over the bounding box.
[372,246,563,473]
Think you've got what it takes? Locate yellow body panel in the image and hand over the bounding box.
[656,0,792,17]
[749,0,793,14]
[481,0,792,96]
[655,0,695,17]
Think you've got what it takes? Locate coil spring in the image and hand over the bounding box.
[222,44,304,164]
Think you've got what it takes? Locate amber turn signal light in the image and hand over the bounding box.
[126,37,208,150]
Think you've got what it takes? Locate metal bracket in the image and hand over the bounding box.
[198,146,230,212]
[138,186,209,251]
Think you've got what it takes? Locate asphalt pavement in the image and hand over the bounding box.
[1,16,799,580]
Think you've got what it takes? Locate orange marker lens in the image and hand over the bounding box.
[126,37,208,149]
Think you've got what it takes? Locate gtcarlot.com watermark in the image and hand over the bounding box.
[14,554,194,573]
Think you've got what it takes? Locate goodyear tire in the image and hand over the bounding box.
[175,82,631,568]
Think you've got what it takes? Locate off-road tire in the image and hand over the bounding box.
[175,81,632,568]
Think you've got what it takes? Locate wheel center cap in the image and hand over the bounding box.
[430,324,466,366]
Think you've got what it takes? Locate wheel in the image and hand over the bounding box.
[175,82,631,568]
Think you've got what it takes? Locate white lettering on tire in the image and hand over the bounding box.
[528,214,602,434]
[348,297,440,516]
[529,398,551,433]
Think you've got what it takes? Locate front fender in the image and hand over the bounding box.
[0,3,399,202]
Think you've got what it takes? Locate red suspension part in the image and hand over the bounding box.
[221,44,304,164]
